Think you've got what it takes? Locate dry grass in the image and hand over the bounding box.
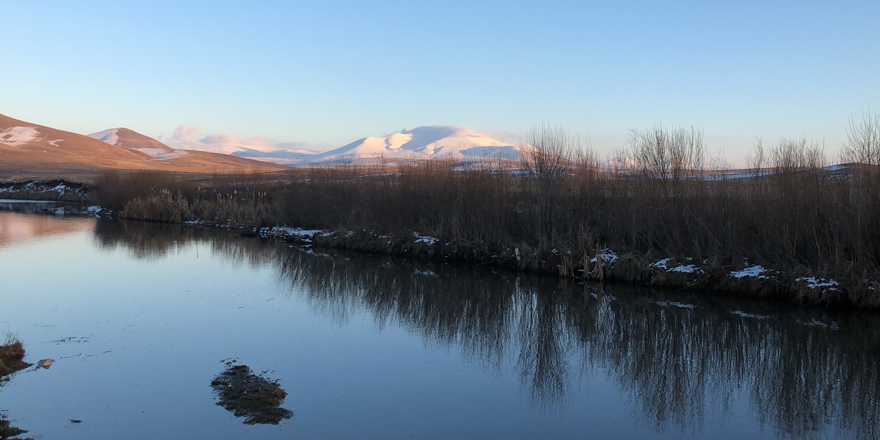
[119,189,191,223]
[0,337,29,379]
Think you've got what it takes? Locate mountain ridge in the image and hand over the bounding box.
[0,113,287,175]
[1,111,525,173]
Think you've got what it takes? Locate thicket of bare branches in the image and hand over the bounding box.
[841,111,880,166]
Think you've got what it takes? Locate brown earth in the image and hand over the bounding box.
[0,113,288,176]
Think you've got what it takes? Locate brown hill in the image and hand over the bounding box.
[87,126,293,173]
[90,127,175,153]
[0,113,287,177]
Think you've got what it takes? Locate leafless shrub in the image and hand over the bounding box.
[519,124,577,244]
[841,110,880,166]
[621,125,706,195]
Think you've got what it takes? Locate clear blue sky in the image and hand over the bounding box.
[2,0,878,161]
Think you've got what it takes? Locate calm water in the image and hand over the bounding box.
[0,210,878,439]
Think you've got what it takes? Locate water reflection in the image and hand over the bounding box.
[93,219,880,439]
[0,210,93,248]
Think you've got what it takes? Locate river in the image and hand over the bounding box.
[0,209,877,439]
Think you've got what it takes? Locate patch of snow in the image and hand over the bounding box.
[731,265,768,279]
[270,227,324,238]
[89,128,120,145]
[137,148,189,159]
[668,264,703,274]
[796,277,840,290]
[730,310,770,319]
[589,249,618,265]
[413,232,439,246]
[652,258,672,270]
[0,126,41,147]
[414,269,438,276]
[650,258,702,274]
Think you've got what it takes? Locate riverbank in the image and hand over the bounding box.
[3,175,878,308]
[108,211,865,309]
[0,180,88,202]
[235,224,865,309]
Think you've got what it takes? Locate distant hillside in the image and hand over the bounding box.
[1,113,526,174]
[88,127,290,172]
[0,112,286,175]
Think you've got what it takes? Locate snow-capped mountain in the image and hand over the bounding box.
[310,126,523,165]
[1,111,523,173]
[156,124,525,166]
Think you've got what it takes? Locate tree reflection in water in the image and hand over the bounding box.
[94,219,880,439]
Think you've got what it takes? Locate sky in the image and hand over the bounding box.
[1,0,878,163]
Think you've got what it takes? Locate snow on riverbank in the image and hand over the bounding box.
[731,265,769,279]
[0,180,87,201]
[652,258,703,274]
[796,277,840,290]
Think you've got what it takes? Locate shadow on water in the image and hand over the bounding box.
[93,219,880,439]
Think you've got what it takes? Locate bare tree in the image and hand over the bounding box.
[520,124,575,244]
[841,110,880,166]
[622,125,706,197]
[771,137,826,173]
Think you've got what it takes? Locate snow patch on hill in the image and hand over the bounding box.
[0,126,42,147]
[89,128,120,145]
[137,148,189,160]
